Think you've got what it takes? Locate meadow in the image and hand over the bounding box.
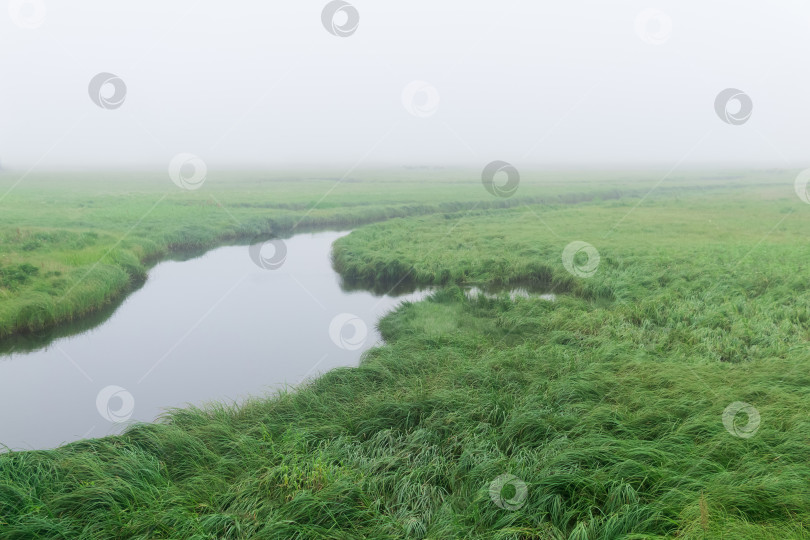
[1,169,809,538]
[0,167,664,342]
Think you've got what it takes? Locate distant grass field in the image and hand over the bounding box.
[0,167,681,340]
[1,169,809,538]
[0,168,778,340]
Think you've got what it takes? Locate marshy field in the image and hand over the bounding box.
[1,169,810,538]
[5,1,810,538]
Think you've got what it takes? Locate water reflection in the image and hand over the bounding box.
[0,231,427,450]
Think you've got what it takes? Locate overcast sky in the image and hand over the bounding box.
[1,1,809,171]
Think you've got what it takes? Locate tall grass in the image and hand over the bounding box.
[2,177,810,537]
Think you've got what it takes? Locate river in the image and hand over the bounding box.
[0,231,427,451]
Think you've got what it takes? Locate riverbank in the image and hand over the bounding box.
[0,169,654,340]
[0,168,774,341]
[1,171,808,538]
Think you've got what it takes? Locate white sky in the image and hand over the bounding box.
[1,0,809,170]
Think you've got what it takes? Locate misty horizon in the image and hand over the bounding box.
[2,1,809,172]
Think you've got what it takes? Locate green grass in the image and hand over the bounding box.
[1,169,810,538]
[0,167,779,338]
[0,167,681,339]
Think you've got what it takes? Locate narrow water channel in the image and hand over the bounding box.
[0,231,427,451]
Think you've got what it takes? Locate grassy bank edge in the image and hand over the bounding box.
[1,184,661,342]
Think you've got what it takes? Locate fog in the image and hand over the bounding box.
[1,0,809,171]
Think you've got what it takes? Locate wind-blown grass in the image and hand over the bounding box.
[1,171,809,538]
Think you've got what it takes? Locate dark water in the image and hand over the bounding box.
[0,231,427,451]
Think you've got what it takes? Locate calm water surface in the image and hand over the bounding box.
[0,231,426,451]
